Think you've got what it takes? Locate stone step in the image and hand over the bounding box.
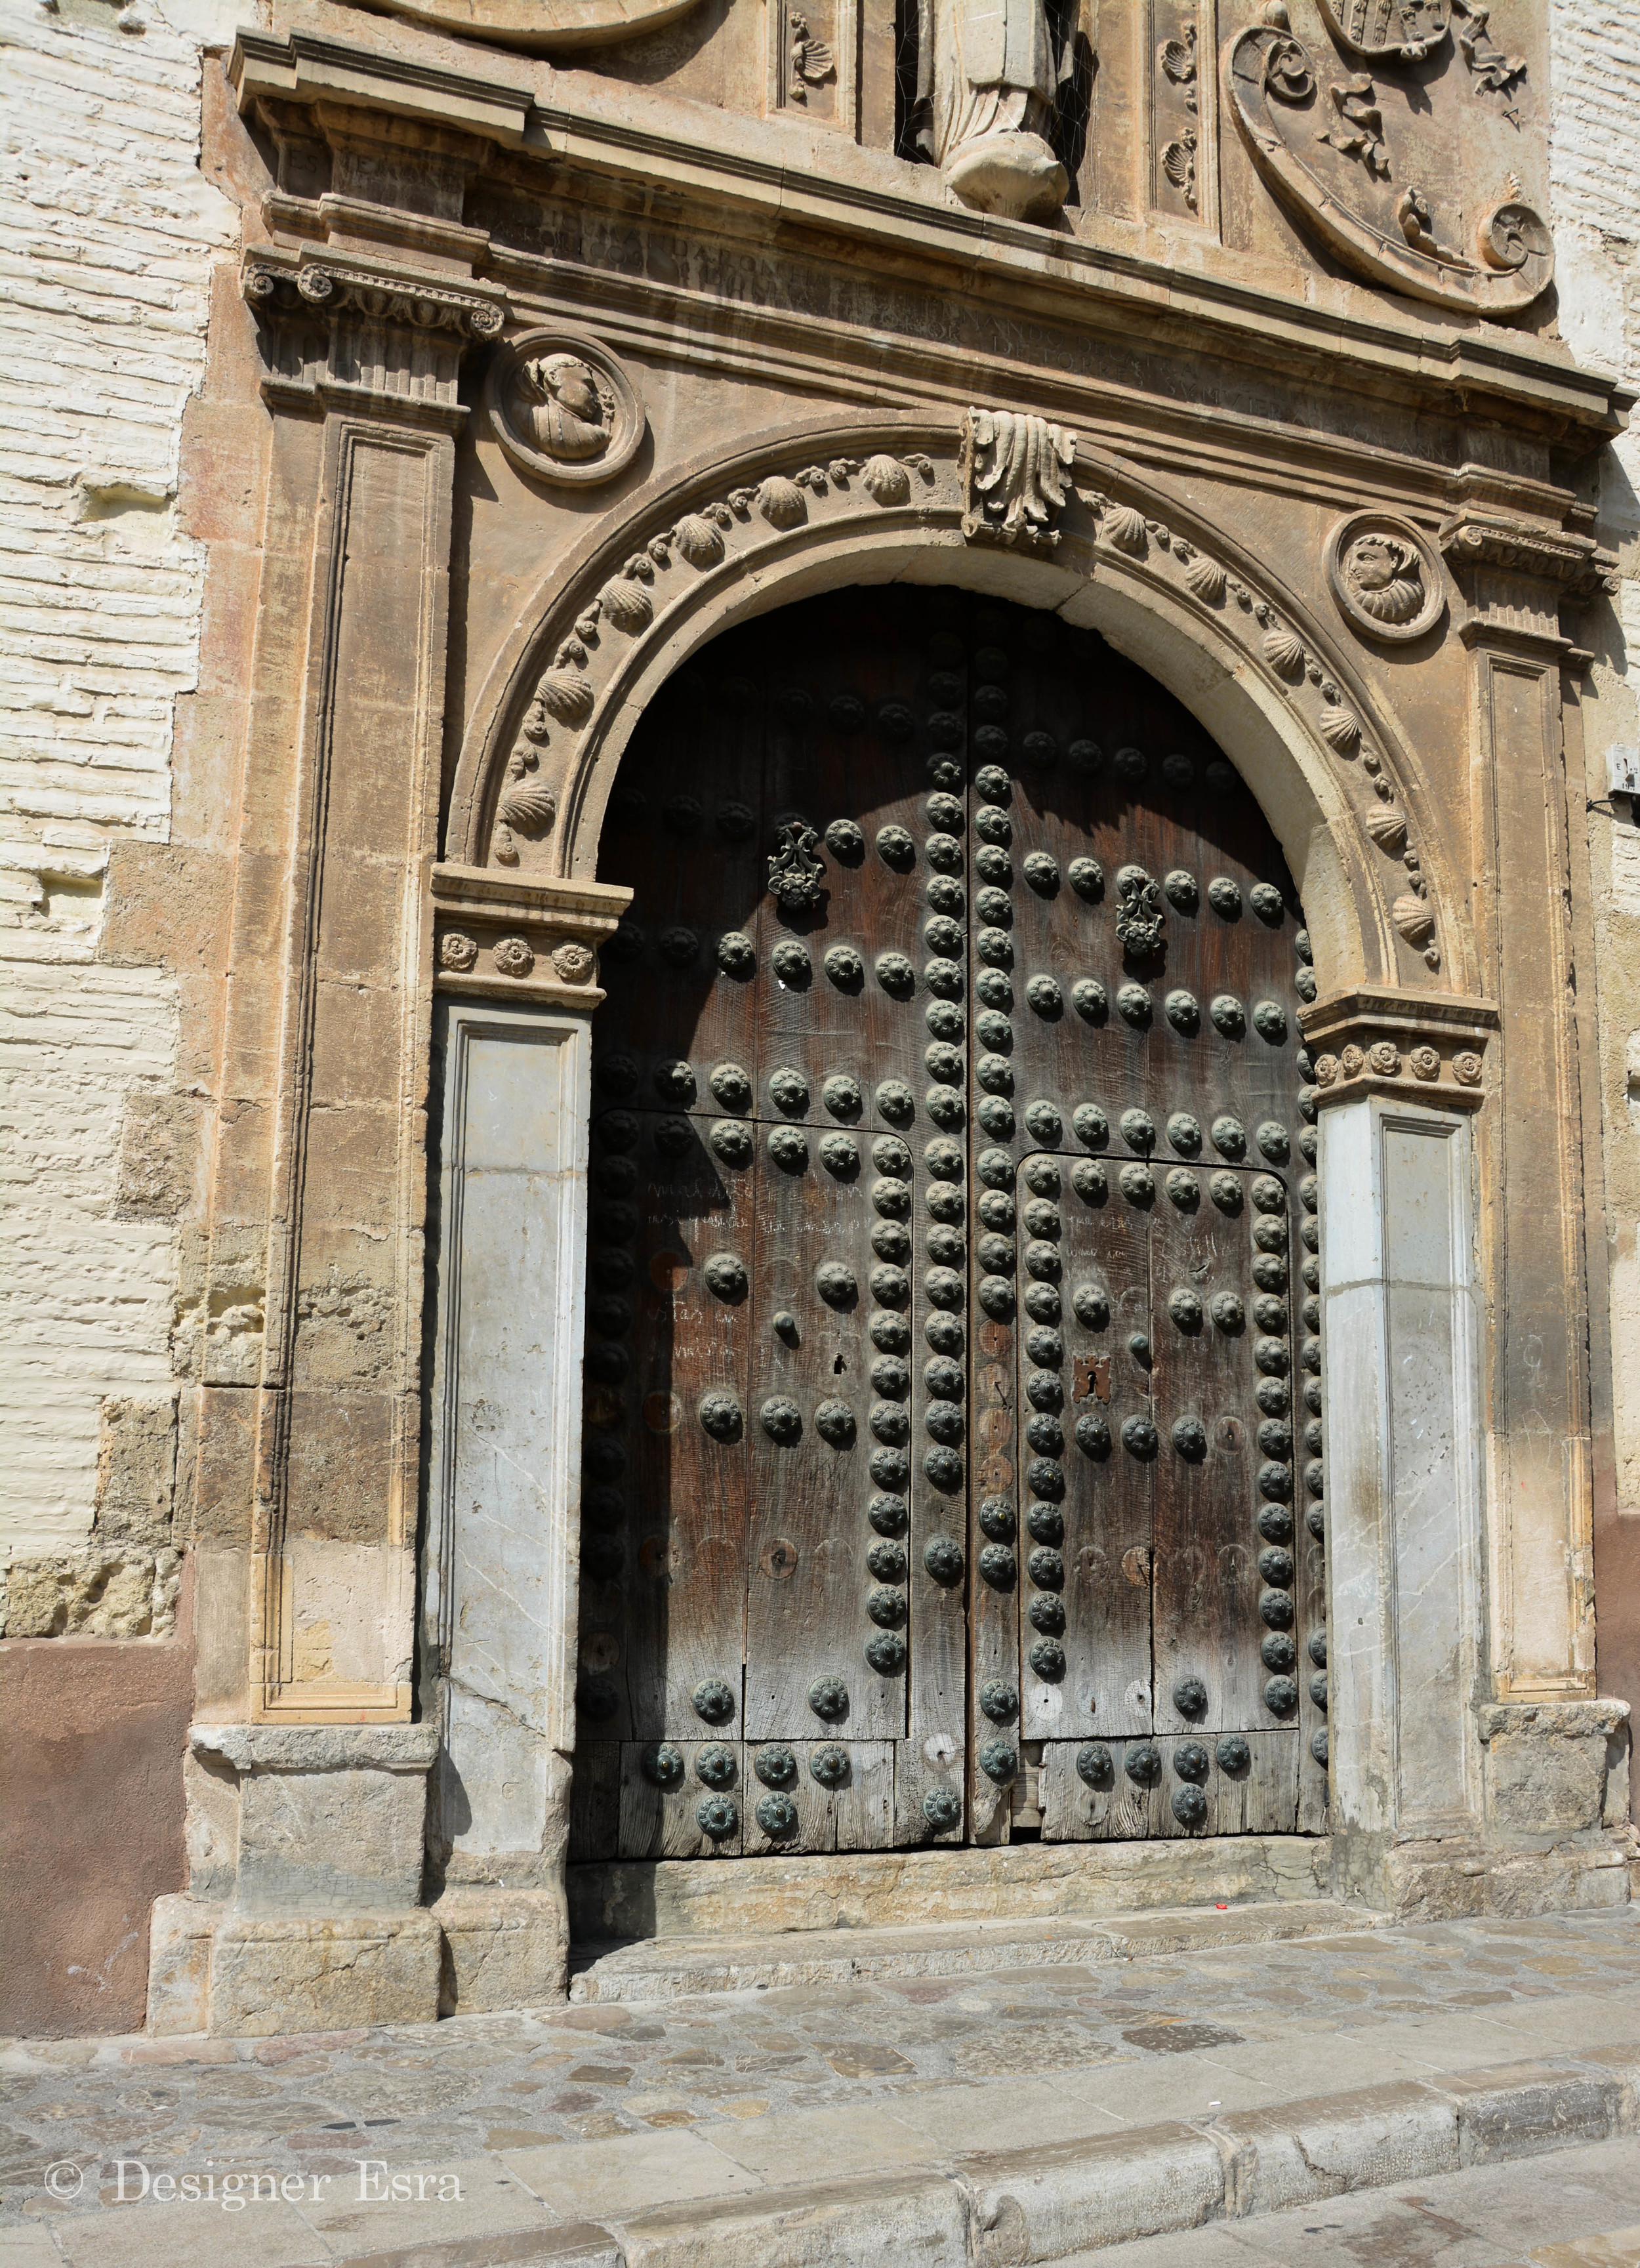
[568,1893,1384,2002]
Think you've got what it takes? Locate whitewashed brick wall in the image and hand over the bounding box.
[0,0,236,1573]
[1550,0,1640,1518]
[1,0,1636,1596]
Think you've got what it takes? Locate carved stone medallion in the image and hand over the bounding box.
[485,327,646,489]
[1225,19,1553,314]
[1326,512,1445,644]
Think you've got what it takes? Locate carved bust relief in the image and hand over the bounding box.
[1326,512,1446,644]
[485,329,646,490]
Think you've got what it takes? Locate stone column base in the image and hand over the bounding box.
[210,1912,442,2036]
[148,1898,444,2035]
[1380,1829,1635,1920]
[432,1886,569,2015]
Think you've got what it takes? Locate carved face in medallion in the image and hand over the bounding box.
[516,354,615,463]
[486,327,646,489]
[1326,512,1445,644]
[1345,535,1422,622]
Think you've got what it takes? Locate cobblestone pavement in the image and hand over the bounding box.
[1,1907,1636,2262]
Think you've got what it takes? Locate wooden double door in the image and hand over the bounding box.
[570,589,1328,1862]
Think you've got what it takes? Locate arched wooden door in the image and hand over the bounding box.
[569,588,1327,1861]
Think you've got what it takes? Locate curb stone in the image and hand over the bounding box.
[546,2051,1640,2268]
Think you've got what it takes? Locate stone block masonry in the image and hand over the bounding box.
[0,0,237,1599]
[1551,0,1640,1786]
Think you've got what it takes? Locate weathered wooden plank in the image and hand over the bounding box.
[1150,1178,1268,1737]
[581,1108,754,1743]
[743,1143,901,1741]
[1044,1178,1152,1742]
[567,1742,621,1863]
[617,1739,745,1859]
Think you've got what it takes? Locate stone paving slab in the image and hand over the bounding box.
[567,1896,1384,2002]
[1066,2134,1640,2268]
[0,1908,1635,2265]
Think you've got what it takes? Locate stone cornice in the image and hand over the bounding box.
[1300,988,1500,1112]
[242,249,506,339]
[430,864,631,1008]
[227,31,1633,455]
[1439,510,1619,601]
[233,28,531,146]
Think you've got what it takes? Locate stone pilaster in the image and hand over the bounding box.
[1439,499,1616,1712]
[161,56,523,2030]
[421,874,629,2011]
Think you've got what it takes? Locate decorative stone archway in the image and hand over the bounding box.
[445,415,1460,1003]
[417,417,1540,1997]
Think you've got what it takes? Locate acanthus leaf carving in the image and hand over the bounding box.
[1317,75,1389,177]
[961,409,1077,550]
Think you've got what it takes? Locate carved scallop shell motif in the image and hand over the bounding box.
[1102,503,1148,555]
[674,513,726,568]
[1261,626,1305,679]
[1318,705,1360,753]
[1184,554,1227,602]
[861,455,911,506]
[533,668,594,726]
[1364,805,1408,856]
[600,578,653,634]
[500,781,558,835]
[1392,893,1436,948]
[757,477,808,529]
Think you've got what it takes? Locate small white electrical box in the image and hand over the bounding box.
[1609,745,1640,798]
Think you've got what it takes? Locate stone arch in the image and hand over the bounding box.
[449,414,1464,999]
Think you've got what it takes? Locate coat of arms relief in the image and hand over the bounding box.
[1227,1,1549,314]
[325,0,1548,318]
